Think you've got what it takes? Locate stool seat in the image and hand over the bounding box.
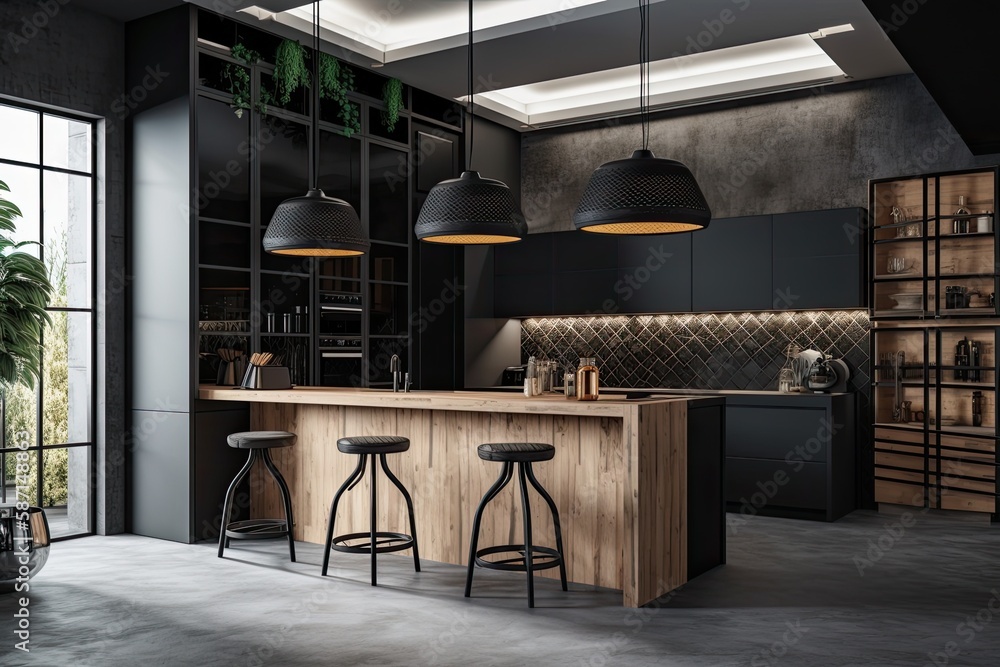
[337,435,410,455]
[478,442,555,463]
[227,431,297,449]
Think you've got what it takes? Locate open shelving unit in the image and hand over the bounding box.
[870,167,1000,519]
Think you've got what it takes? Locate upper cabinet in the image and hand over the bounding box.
[492,207,867,318]
[618,234,692,314]
[772,208,866,310]
[692,215,773,312]
[494,234,554,318]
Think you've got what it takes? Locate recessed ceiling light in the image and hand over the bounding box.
[470,33,849,126]
[284,0,609,52]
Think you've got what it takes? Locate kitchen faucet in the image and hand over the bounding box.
[391,354,401,392]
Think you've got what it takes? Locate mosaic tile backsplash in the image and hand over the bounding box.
[522,311,870,392]
[522,310,873,507]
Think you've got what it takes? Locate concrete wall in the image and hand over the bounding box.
[521,74,1000,232]
[0,0,126,534]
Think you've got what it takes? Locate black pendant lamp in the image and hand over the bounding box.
[263,2,369,256]
[573,0,711,235]
[414,0,527,245]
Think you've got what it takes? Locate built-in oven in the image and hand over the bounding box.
[318,336,363,387]
[317,292,364,386]
[319,292,362,336]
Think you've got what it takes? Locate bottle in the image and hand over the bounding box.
[955,195,971,234]
[294,306,303,333]
[526,356,538,397]
[972,391,984,427]
[576,357,599,401]
[282,313,292,333]
[970,341,981,383]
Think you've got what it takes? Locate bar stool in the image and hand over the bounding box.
[321,435,420,586]
[465,442,568,608]
[218,430,297,562]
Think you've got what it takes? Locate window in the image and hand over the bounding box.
[0,103,95,539]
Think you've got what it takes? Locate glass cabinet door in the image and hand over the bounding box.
[934,171,997,318]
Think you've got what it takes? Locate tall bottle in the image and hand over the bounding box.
[970,341,981,383]
[576,357,599,401]
[955,195,971,234]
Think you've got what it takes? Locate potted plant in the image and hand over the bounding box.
[0,179,54,589]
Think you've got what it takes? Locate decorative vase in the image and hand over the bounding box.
[0,505,51,592]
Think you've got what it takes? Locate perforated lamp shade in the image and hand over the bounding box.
[263,188,370,256]
[573,150,712,234]
[415,171,527,244]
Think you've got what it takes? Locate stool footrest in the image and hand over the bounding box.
[474,544,563,572]
[331,531,415,555]
[224,519,290,540]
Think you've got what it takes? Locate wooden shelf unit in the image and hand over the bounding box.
[869,167,1000,520]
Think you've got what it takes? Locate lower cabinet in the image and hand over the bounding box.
[874,427,997,515]
[687,398,726,578]
[725,394,856,521]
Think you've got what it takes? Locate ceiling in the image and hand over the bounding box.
[77,0,911,131]
[862,0,1000,156]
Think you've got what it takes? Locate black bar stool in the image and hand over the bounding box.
[321,435,420,586]
[218,430,297,562]
[465,442,568,608]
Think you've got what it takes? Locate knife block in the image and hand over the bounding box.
[240,365,292,390]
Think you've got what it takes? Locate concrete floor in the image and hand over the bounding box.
[2,511,1000,666]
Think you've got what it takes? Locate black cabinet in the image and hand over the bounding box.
[618,234,693,313]
[692,215,773,312]
[489,208,865,318]
[725,393,856,521]
[494,234,553,318]
[772,208,865,310]
[553,270,618,315]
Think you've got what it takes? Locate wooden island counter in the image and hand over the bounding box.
[199,386,725,607]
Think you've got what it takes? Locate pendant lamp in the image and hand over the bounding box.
[573,0,711,235]
[263,2,369,256]
[414,0,527,245]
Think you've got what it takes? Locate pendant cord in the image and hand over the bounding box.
[639,0,649,152]
[468,0,475,170]
[311,1,320,190]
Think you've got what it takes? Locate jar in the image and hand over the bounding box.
[778,368,794,393]
[563,368,576,398]
[576,357,599,401]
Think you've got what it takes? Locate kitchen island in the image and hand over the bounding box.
[199,386,725,606]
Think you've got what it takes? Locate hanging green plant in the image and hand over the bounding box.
[223,44,262,118]
[273,39,310,107]
[381,78,403,133]
[318,53,360,137]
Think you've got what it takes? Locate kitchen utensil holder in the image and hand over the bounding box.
[241,365,292,390]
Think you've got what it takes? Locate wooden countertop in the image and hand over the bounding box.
[198,385,700,417]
